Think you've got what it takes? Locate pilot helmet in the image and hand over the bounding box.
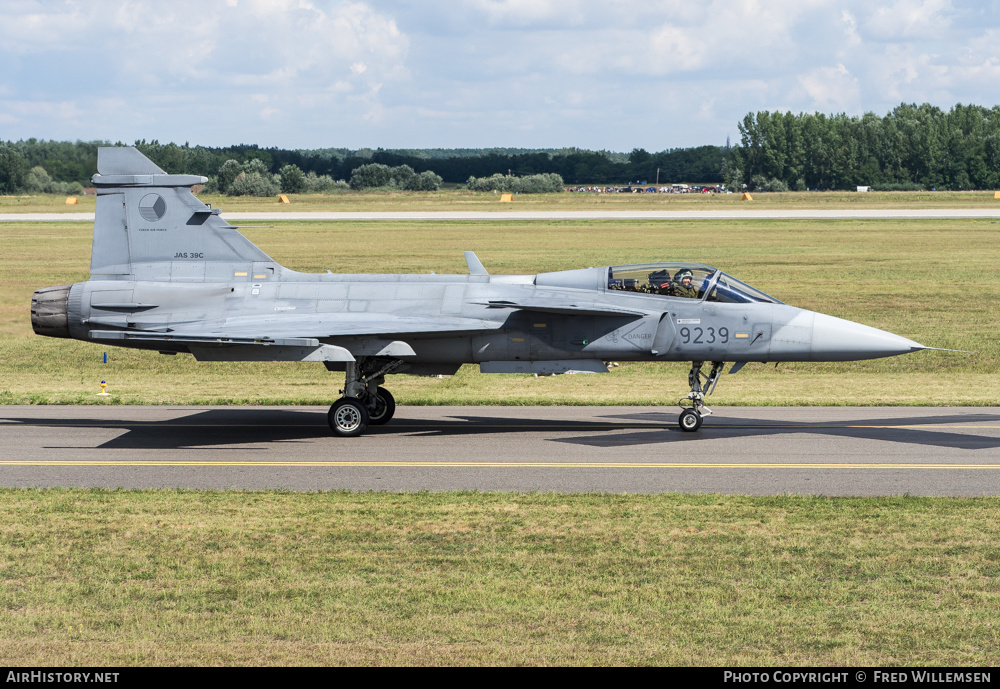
[675,269,694,283]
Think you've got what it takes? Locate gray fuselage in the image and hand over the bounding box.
[46,266,921,368]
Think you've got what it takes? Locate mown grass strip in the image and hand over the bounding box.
[5,188,1000,213]
[1,489,998,666]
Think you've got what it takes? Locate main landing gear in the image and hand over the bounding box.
[328,358,401,437]
[678,361,724,432]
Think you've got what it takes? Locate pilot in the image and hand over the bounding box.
[673,269,698,298]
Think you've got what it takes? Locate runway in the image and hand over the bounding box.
[2,406,999,495]
[4,208,1000,222]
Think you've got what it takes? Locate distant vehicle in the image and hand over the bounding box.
[31,147,946,436]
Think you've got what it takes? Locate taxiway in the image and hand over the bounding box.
[2,406,998,495]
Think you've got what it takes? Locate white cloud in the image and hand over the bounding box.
[959,28,1000,70]
[0,0,411,144]
[840,10,862,48]
[798,64,860,111]
[470,0,586,27]
[0,0,996,150]
[0,99,83,121]
[0,1,409,88]
[529,1,832,77]
[863,0,954,40]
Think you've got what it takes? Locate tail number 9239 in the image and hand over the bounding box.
[679,326,729,345]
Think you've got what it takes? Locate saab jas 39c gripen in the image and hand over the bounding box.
[32,147,939,436]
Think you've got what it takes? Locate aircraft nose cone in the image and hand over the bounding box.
[810,312,925,361]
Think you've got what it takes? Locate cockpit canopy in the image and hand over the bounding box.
[608,262,782,304]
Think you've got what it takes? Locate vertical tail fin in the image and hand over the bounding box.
[91,147,274,281]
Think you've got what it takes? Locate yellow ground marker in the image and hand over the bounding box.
[500,193,513,202]
[65,196,78,205]
[741,192,753,201]
[278,194,290,203]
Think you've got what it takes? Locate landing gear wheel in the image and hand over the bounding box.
[367,387,396,425]
[328,398,369,437]
[679,408,703,432]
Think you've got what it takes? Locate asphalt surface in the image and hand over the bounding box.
[4,209,1000,222]
[2,405,999,495]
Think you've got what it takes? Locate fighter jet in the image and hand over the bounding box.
[31,147,937,436]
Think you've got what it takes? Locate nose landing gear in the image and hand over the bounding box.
[678,360,724,432]
[679,407,703,432]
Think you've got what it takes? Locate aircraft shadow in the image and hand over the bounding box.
[4,409,330,451]
[553,411,1000,450]
[5,409,672,450]
[3,409,999,452]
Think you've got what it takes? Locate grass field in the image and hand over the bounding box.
[2,489,998,666]
[4,188,1000,213]
[1,216,996,405]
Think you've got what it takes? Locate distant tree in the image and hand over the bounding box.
[215,158,280,196]
[466,172,564,193]
[242,150,273,171]
[0,146,29,194]
[302,171,347,191]
[228,171,279,197]
[21,165,82,195]
[628,148,651,164]
[627,147,655,181]
[242,158,269,177]
[348,162,443,190]
[750,175,788,192]
[729,102,1000,191]
[279,164,305,194]
[350,163,392,189]
[411,170,443,191]
[216,159,243,195]
[388,164,416,189]
[23,166,54,193]
[466,173,505,192]
[721,156,743,189]
[515,172,564,193]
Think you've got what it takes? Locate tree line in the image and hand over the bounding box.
[727,103,1000,191]
[2,102,999,194]
[0,139,726,192]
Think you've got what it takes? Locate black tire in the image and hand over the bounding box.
[328,398,369,437]
[678,408,703,432]
[367,387,396,425]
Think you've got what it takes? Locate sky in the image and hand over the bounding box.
[1,0,999,152]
